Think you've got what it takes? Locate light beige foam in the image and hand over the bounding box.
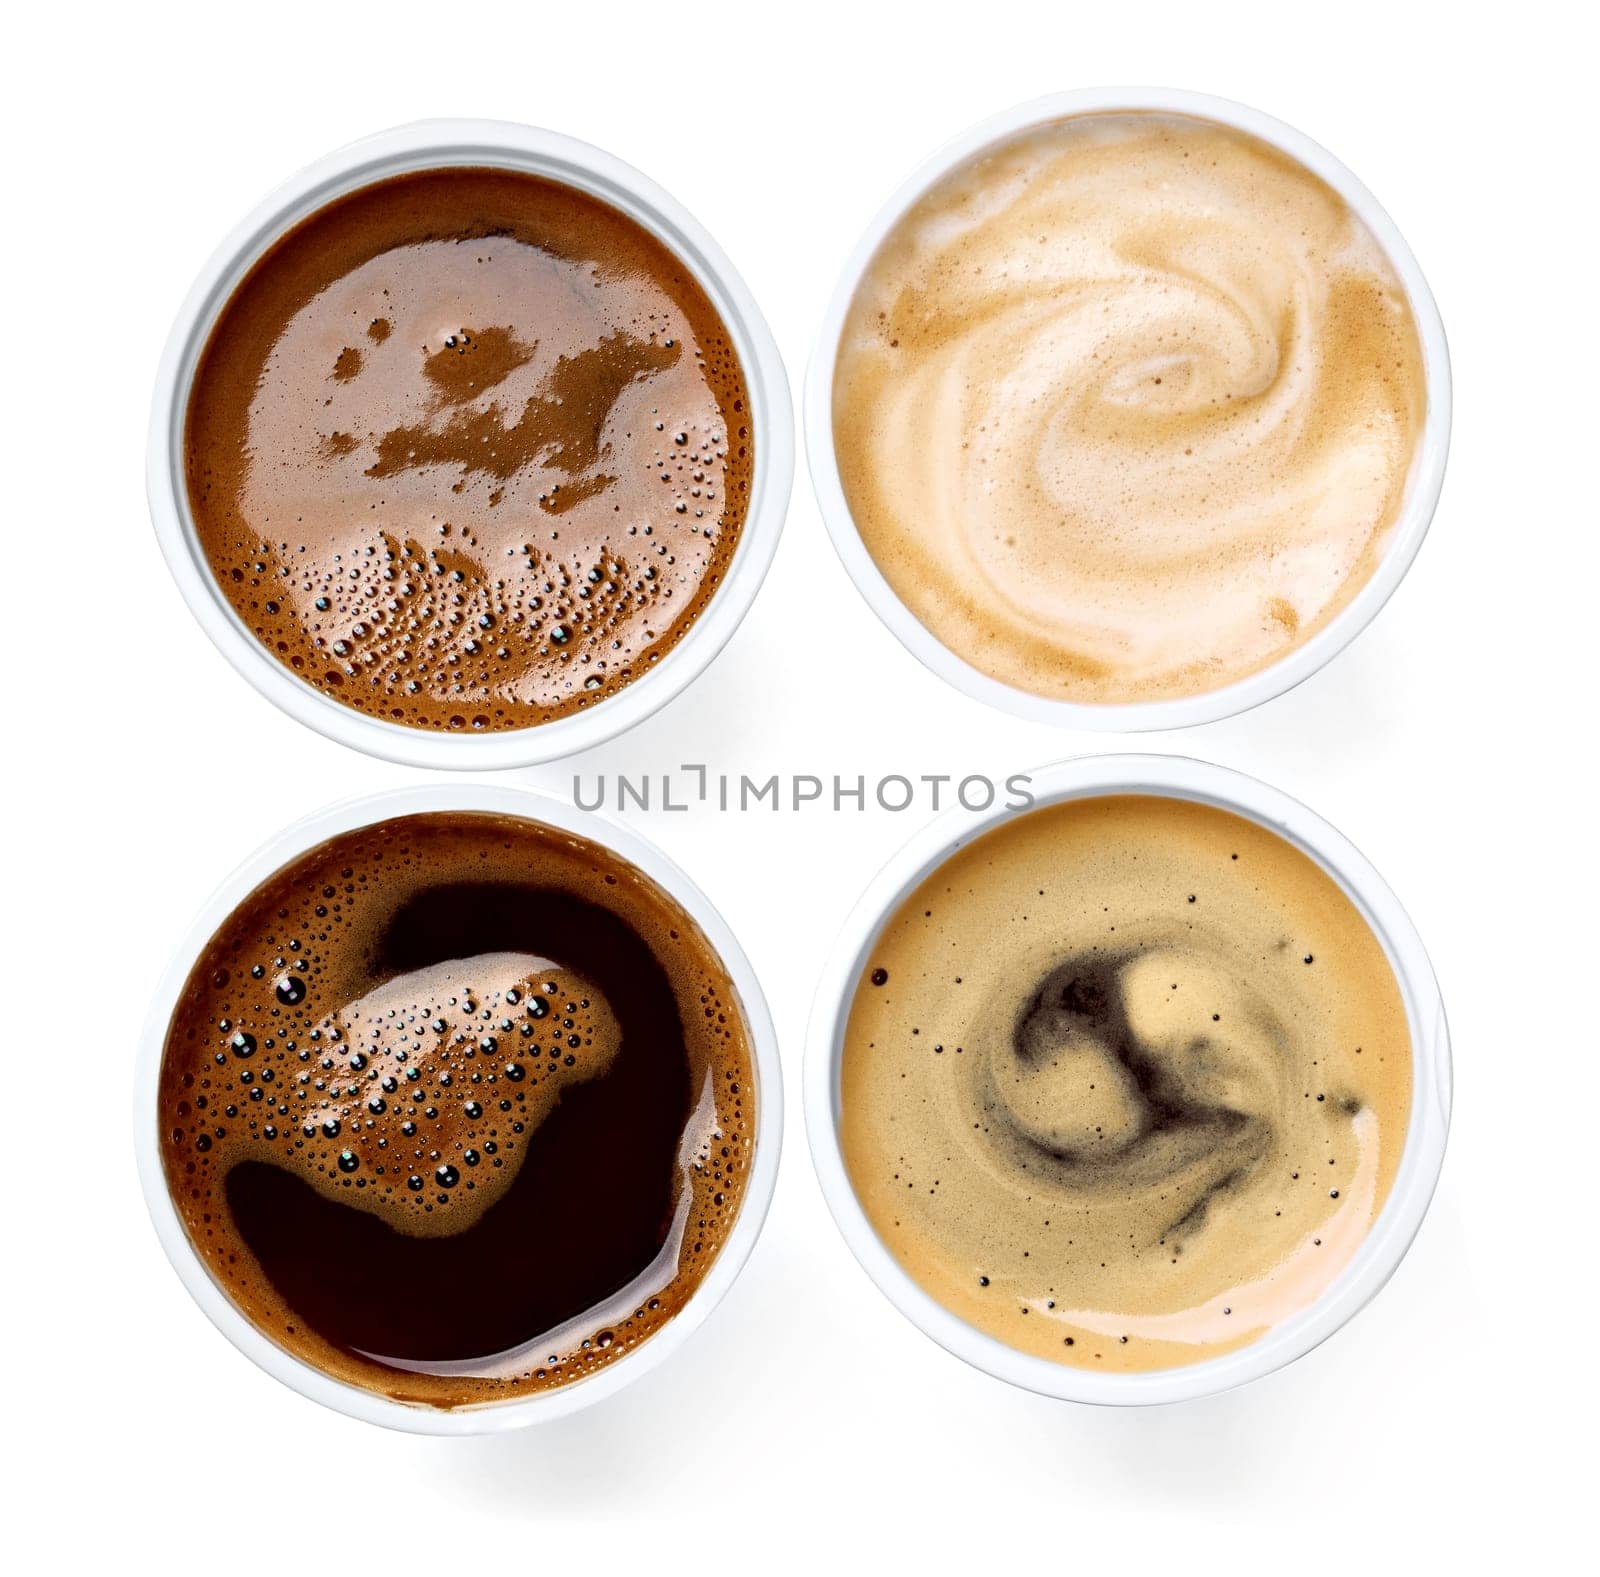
[839,796,1412,1373]
[832,114,1427,704]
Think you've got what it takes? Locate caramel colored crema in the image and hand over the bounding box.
[832,115,1426,704]
[159,812,755,1407]
[185,168,752,733]
[839,795,1411,1373]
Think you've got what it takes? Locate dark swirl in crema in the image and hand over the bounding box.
[972,948,1278,1225]
[840,796,1411,1373]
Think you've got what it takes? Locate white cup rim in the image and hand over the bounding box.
[148,118,794,769]
[804,752,1451,1405]
[803,87,1452,732]
[134,783,784,1434]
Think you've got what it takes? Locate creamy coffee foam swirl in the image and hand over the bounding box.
[832,114,1427,704]
[839,795,1411,1372]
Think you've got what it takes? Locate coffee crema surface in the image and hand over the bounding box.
[185,168,752,732]
[832,114,1426,705]
[158,812,755,1407]
[839,795,1411,1372]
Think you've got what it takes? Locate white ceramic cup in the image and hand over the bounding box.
[135,784,783,1433]
[149,119,794,769]
[805,753,1451,1405]
[804,88,1452,732]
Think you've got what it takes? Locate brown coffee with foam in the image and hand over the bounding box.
[839,795,1411,1373]
[158,811,756,1407]
[832,114,1426,705]
[185,168,752,733]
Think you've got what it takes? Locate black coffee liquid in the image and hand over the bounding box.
[159,813,755,1407]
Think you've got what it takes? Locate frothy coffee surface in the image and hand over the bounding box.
[832,114,1426,704]
[840,795,1411,1372]
[158,812,755,1407]
[185,169,752,732]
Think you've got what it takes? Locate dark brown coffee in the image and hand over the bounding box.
[158,811,756,1408]
[184,168,753,733]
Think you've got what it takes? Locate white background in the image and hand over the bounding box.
[8,0,1595,1564]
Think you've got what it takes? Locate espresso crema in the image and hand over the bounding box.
[839,795,1412,1372]
[832,114,1427,705]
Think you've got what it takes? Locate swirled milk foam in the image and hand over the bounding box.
[839,795,1412,1372]
[831,114,1427,704]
